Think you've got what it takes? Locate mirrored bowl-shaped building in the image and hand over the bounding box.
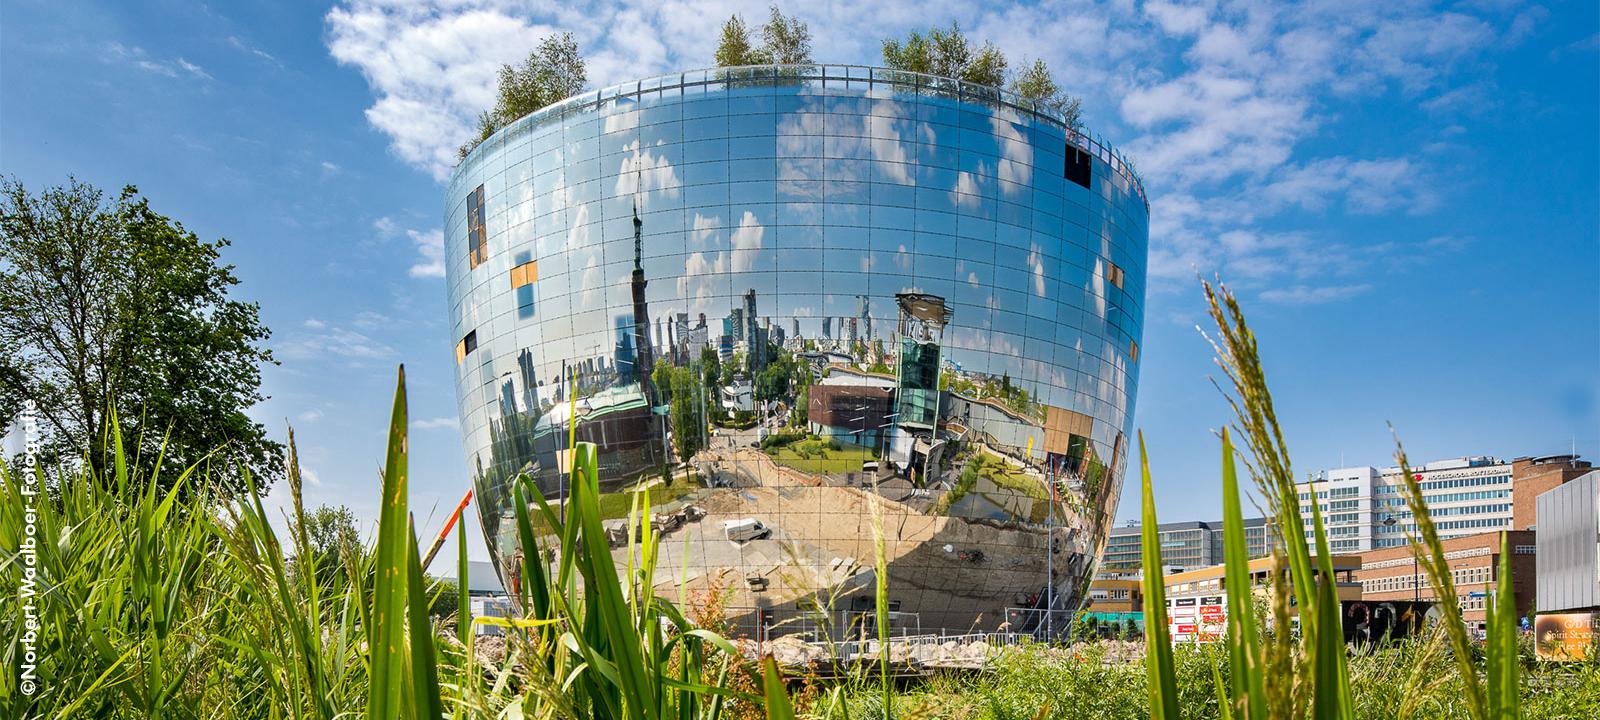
[446,65,1148,638]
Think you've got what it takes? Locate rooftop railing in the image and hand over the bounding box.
[459,64,1148,213]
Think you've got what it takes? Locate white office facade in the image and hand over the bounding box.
[1297,456,1514,554]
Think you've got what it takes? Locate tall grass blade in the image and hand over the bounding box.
[566,441,660,720]
[1137,433,1180,719]
[1306,489,1354,719]
[367,365,411,719]
[1218,428,1266,720]
[1394,440,1489,720]
[870,481,892,720]
[1487,532,1520,719]
[405,525,445,718]
[456,512,472,650]
[762,658,796,720]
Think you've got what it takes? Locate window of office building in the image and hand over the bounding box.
[467,185,488,270]
[455,330,477,364]
[510,260,537,318]
[1065,145,1093,189]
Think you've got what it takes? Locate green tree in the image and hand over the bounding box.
[458,33,587,159]
[714,13,762,66]
[303,504,361,585]
[699,346,721,389]
[721,352,743,388]
[963,42,1007,88]
[1010,58,1082,128]
[883,23,1005,85]
[881,30,933,74]
[758,6,811,64]
[0,178,281,495]
[651,358,674,405]
[667,366,704,462]
[713,6,811,66]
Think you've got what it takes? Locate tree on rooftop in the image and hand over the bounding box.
[714,13,763,66]
[713,6,811,66]
[882,22,1006,85]
[458,33,587,159]
[883,25,1083,128]
[1011,57,1083,128]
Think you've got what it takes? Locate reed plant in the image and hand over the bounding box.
[1132,281,1526,720]
[6,286,1596,719]
[0,366,769,718]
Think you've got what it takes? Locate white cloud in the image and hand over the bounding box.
[106,42,211,80]
[729,211,764,272]
[322,0,1530,306]
[408,228,445,278]
[279,320,398,363]
[1258,284,1373,305]
[228,35,281,66]
[297,409,325,423]
[412,416,460,430]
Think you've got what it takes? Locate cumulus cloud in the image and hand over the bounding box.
[279,319,398,363]
[324,0,1532,304]
[408,228,446,278]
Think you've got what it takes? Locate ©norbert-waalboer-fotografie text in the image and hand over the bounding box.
[14,400,42,697]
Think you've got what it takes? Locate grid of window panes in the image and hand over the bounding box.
[444,66,1148,637]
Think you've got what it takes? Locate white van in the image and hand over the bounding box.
[723,518,770,543]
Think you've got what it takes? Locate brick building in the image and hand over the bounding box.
[1355,530,1536,630]
[1512,455,1593,530]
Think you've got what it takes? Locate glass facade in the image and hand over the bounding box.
[445,65,1148,637]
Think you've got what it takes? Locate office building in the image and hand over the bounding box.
[1355,530,1536,631]
[446,64,1148,637]
[1534,470,1600,659]
[1102,518,1275,572]
[1297,454,1590,554]
[1162,555,1363,643]
[1536,470,1600,614]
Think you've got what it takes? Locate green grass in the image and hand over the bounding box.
[594,481,697,521]
[0,366,769,719]
[831,638,1600,719]
[766,439,879,475]
[5,282,1599,718]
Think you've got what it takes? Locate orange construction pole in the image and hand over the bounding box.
[420,488,474,573]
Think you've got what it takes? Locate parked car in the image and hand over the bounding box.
[723,518,770,543]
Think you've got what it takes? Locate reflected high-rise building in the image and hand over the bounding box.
[447,65,1148,638]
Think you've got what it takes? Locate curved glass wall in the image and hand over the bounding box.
[446,65,1148,638]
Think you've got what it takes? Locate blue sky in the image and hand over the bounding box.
[2,0,1596,566]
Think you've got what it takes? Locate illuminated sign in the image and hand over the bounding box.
[1534,613,1600,662]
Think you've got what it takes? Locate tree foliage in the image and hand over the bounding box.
[882,22,1004,85]
[0,177,281,496]
[458,33,587,159]
[882,25,1083,128]
[652,359,706,463]
[714,13,759,66]
[303,503,362,585]
[1011,58,1083,128]
[713,6,812,66]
